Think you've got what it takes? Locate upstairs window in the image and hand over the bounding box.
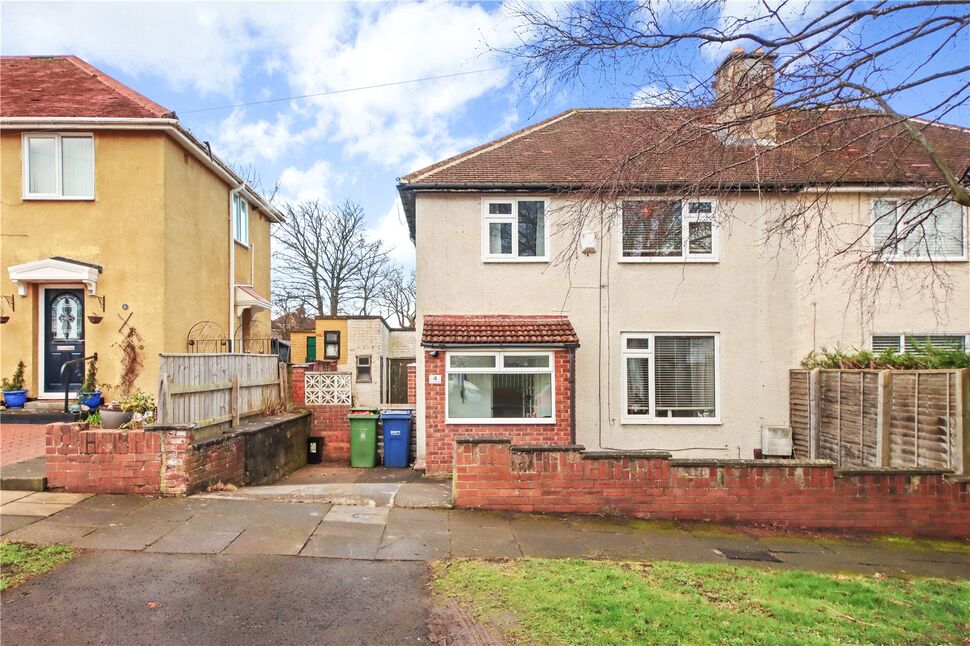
[23,134,94,199]
[232,193,250,245]
[871,198,966,260]
[622,333,719,423]
[621,199,717,261]
[446,351,554,423]
[872,334,968,353]
[482,199,547,261]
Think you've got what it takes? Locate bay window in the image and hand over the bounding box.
[621,199,717,261]
[622,333,719,423]
[482,199,548,261]
[23,133,94,199]
[871,198,967,260]
[446,351,554,423]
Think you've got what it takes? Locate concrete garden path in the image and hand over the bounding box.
[2,493,968,578]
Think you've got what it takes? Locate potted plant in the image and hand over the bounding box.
[102,327,146,429]
[120,390,155,429]
[1,360,28,408]
[77,356,102,408]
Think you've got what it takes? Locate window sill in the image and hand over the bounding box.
[868,255,967,263]
[621,418,721,426]
[234,240,251,250]
[482,257,550,264]
[445,418,557,425]
[617,257,718,264]
[22,195,95,202]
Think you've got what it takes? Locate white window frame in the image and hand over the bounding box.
[618,197,719,263]
[356,354,373,383]
[233,193,250,246]
[22,133,95,200]
[481,197,550,263]
[445,350,556,424]
[869,197,968,262]
[620,332,720,425]
[871,333,970,353]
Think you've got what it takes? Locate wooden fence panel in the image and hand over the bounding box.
[157,353,284,429]
[791,368,966,473]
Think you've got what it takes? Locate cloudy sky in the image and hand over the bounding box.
[3,1,966,267]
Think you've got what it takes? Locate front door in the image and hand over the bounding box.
[43,288,85,394]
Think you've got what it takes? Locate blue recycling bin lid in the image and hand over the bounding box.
[380,410,413,420]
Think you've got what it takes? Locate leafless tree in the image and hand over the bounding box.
[500,0,970,312]
[273,200,390,316]
[379,266,416,328]
[351,249,392,316]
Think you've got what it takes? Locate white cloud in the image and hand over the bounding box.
[369,200,415,266]
[278,161,337,204]
[215,108,307,165]
[630,85,682,107]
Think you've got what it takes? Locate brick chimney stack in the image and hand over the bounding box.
[714,47,777,144]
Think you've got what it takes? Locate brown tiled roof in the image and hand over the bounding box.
[0,56,173,118]
[401,108,970,188]
[422,315,580,346]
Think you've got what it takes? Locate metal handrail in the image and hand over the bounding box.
[61,352,98,414]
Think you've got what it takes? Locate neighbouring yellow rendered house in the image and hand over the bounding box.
[0,56,282,401]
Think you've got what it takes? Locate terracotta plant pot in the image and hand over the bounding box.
[101,409,132,429]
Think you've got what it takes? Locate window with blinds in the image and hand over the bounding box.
[622,333,718,422]
[622,200,718,260]
[872,334,968,353]
[871,198,967,260]
[23,133,95,199]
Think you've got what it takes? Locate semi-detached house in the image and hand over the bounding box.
[398,50,970,475]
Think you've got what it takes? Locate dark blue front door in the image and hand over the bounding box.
[44,288,84,393]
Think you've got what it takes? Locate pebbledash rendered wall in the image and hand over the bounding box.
[454,439,970,538]
[423,350,572,475]
[46,412,310,496]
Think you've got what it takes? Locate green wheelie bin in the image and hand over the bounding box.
[348,408,379,467]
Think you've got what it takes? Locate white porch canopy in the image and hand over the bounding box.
[235,285,271,317]
[8,257,102,296]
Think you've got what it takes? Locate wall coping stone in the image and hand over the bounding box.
[511,444,586,453]
[837,467,954,476]
[145,423,196,432]
[190,412,312,449]
[670,458,837,468]
[584,450,672,460]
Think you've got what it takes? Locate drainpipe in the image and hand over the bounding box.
[229,186,243,349]
[569,346,577,444]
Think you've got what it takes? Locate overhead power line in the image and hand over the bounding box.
[180,65,512,114]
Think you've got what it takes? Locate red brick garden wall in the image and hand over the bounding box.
[454,440,970,539]
[407,364,416,405]
[159,431,246,496]
[47,424,163,495]
[291,365,352,463]
[423,351,572,476]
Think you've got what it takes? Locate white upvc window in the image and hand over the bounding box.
[445,351,555,424]
[233,193,250,245]
[22,133,95,199]
[870,197,967,261]
[620,198,718,262]
[621,333,720,424]
[481,198,549,261]
[871,333,969,353]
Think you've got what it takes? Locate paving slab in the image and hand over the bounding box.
[202,483,400,507]
[755,536,833,554]
[0,457,46,491]
[394,482,453,508]
[510,516,590,558]
[579,530,653,559]
[324,505,389,525]
[146,525,243,554]
[20,492,94,505]
[0,515,40,536]
[0,490,34,505]
[302,521,385,559]
[73,520,181,551]
[376,524,449,561]
[0,501,73,517]
[449,520,521,558]
[4,521,98,546]
[222,523,318,556]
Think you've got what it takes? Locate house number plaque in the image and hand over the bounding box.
[428,374,442,384]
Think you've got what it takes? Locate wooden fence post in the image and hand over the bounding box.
[278,362,288,408]
[231,374,240,426]
[157,371,171,425]
[809,368,821,460]
[957,368,969,475]
[876,370,892,467]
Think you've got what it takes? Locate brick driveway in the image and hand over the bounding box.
[0,423,47,466]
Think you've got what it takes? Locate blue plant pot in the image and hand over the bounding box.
[3,389,28,408]
[79,391,102,408]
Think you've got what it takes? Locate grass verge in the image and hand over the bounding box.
[1,542,74,591]
[432,559,970,645]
